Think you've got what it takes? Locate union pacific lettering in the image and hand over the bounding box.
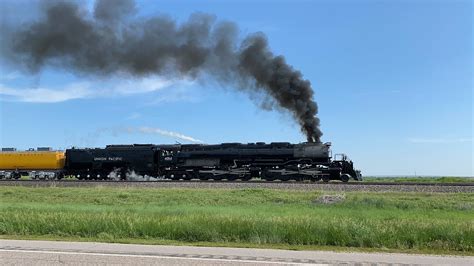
[93,157,123,161]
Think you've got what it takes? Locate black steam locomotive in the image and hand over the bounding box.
[65,142,362,182]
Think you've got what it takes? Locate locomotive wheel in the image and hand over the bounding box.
[279,175,292,181]
[212,175,223,181]
[227,175,238,181]
[100,173,108,180]
[184,173,193,180]
[288,176,298,181]
[322,175,330,182]
[263,174,275,181]
[341,174,351,182]
[261,170,277,181]
[241,175,252,181]
[198,174,210,180]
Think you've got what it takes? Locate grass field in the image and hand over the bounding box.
[363,176,473,183]
[0,187,473,255]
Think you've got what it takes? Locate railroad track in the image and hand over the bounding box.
[0,179,473,193]
[0,179,473,186]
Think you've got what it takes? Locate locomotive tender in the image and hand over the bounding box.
[1,142,362,182]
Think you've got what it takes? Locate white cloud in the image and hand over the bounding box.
[125,112,141,120]
[0,82,92,102]
[113,78,173,95]
[408,138,473,143]
[143,79,199,105]
[0,76,181,103]
[0,72,21,81]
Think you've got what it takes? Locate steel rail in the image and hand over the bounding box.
[0,179,473,186]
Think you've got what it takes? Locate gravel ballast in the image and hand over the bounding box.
[0,180,473,193]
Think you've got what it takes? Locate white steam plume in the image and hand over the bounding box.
[128,127,203,143]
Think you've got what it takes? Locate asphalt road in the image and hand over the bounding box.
[1,240,472,265]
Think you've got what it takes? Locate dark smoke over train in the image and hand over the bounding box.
[1,0,322,142]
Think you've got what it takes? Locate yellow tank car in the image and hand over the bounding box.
[0,151,65,170]
[0,150,65,179]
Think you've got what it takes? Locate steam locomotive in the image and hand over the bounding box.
[1,142,362,182]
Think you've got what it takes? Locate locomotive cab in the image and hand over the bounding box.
[158,149,177,166]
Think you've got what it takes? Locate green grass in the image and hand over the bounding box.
[0,187,473,255]
[363,176,473,183]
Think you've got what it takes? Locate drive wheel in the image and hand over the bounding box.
[212,175,223,181]
[241,175,252,181]
[198,174,210,181]
[264,174,275,181]
[227,175,238,181]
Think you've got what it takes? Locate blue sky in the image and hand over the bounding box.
[0,0,472,176]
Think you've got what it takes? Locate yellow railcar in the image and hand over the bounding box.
[0,151,65,170]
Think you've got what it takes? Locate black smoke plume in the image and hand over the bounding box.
[2,0,322,142]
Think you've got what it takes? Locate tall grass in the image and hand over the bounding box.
[0,187,473,254]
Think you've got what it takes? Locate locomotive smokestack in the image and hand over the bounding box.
[2,0,322,142]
